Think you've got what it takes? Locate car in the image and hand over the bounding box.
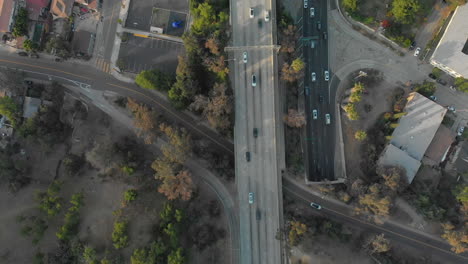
[249,8,254,18]
[256,209,261,220]
[98,0,103,9]
[311,72,316,82]
[304,0,308,8]
[246,151,251,161]
[316,21,321,30]
[253,128,258,138]
[447,106,456,112]
[243,52,248,63]
[18,52,28,56]
[325,114,331,125]
[310,202,322,210]
[29,53,39,58]
[55,58,63,62]
[319,95,324,103]
[311,40,316,49]
[449,85,456,91]
[310,7,315,17]
[249,192,254,204]
[312,109,318,120]
[323,31,327,40]
[264,10,270,22]
[305,86,310,96]
[24,80,33,86]
[437,79,447,86]
[428,73,437,79]
[458,126,465,136]
[252,74,257,87]
[409,41,416,50]
[324,70,329,81]
[414,47,421,57]
[429,95,437,101]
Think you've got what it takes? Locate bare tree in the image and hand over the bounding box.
[284,109,306,128]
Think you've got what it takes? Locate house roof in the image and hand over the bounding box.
[23,97,42,118]
[430,4,468,78]
[71,30,93,54]
[26,0,49,21]
[379,144,421,184]
[390,92,447,161]
[0,0,15,32]
[424,125,456,163]
[75,0,97,10]
[50,0,73,19]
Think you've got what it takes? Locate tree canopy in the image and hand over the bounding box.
[391,0,421,24]
[454,77,468,93]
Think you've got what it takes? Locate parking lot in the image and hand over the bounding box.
[126,0,189,32]
[118,34,184,74]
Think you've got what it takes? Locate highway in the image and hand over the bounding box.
[303,0,336,181]
[229,0,285,264]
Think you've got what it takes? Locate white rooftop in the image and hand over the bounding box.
[430,4,468,78]
[390,93,446,161]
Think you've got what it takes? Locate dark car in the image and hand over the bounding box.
[55,58,63,62]
[18,52,28,56]
[253,128,258,138]
[436,79,447,85]
[316,21,321,31]
[29,53,39,58]
[323,32,327,40]
[305,86,310,96]
[256,209,261,220]
[428,73,437,80]
[246,152,251,162]
[24,80,33,86]
[409,41,416,50]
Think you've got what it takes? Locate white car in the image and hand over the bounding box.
[242,52,247,63]
[310,7,315,17]
[311,40,316,49]
[310,202,322,210]
[311,72,316,82]
[313,109,318,120]
[249,192,254,204]
[325,114,331,125]
[447,106,456,112]
[249,8,254,18]
[264,10,270,22]
[414,47,421,57]
[252,74,257,87]
[304,0,308,8]
[324,70,329,81]
[458,126,465,136]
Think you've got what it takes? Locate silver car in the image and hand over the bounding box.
[313,109,318,120]
[249,192,254,204]
[324,70,329,81]
[310,7,315,17]
[325,114,331,125]
[311,72,316,82]
[304,0,308,8]
[243,52,247,63]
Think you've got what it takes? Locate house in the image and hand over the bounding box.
[430,3,468,78]
[75,0,97,11]
[378,93,448,183]
[0,0,17,33]
[25,0,51,44]
[50,0,73,19]
[423,125,456,166]
[23,96,42,118]
[71,29,94,55]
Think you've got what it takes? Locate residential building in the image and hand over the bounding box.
[25,0,51,44]
[378,93,448,183]
[430,3,468,78]
[0,0,17,33]
[50,0,73,19]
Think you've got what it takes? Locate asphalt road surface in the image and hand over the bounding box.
[230,0,285,264]
[302,0,335,181]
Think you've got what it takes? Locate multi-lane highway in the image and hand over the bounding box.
[230,0,285,263]
[302,0,336,181]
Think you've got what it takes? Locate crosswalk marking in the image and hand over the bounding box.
[95,58,110,73]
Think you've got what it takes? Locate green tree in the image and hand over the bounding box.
[83,246,98,264]
[414,81,436,97]
[291,58,305,72]
[13,8,29,37]
[391,0,421,24]
[0,96,20,127]
[454,77,468,93]
[112,221,129,249]
[36,180,62,217]
[354,130,367,141]
[56,193,84,241]
[135,69,174,91]
[23,39,39,52]
[343,0,358,12]
[432,67,443,79]
[167,248,185,264]
[344,103,359,120]
[124,189,138,203]
[192,3,217,35]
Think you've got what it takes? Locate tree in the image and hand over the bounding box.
[365,234,392,254]
[344,103,359,120]
[288,221,307,246]
[354,130,367,141]
[124,189,138,203]
[191,2,217,35]
[441,223,468,254]
[0,96,20,127]
[56,193,84,241]
[167,248,185,264]
[281,61,305,82]
[126,98,159,144]
[280,25,299,53]
[135,69,174,91]
[343,0,358,12]
[432,67,443,79]
[283,109,306,128]
[157,169,194,201]
[82,246,97,264]
[36,180,62,217]
[23,39,39,52]
[205,37,220,55]
[391,0,421,24]
[414,81,436,97]
[380,166,407,193]
[112,221,129,249]
[13,8,29,37]
[62,153,85,176]
[45,36,71,58]
[291,58,305,72]
[159,123,192,164]
[0,69,25,96]
[454,77,468,93]
[356,184,392,223]
[168,56,199,109]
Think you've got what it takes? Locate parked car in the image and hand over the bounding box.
[18,52,28,56]
[449,85,457,91]
[256,209,261,220]
[428,73,437,79]
[304,0,308,8]
[249,192,254,204]
[249,8,254,18]
[447,106,456,112]
[253,128,258,138]
[437,79,447,85]
[458,126,465,136]
[429,95,437,101]
[311,40,316,49]
[310,202,322,210]
[251,74,257,87]
[414,47,421,57]
[29,53,39,58]
[264,10,270,22]
[409,41,416,50]
[312,109,318,120]
[24,80,33,86]
[55,58,63,62]
[243,52,248,63]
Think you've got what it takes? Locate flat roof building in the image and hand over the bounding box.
[430,4,468,78]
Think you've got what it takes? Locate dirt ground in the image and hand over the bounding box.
[0,92,228,263]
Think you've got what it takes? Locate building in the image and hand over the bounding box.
[25,0,51,44]
[0,0,17,33]
[430,4,468,78]
[378,93,448,183]
[50,0,73,19]
[23,96,42,118]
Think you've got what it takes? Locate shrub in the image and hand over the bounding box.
[135,69,174,91]
[124,189,138,203]
[432,67,443,79]
[112,221,129,249]
[354,130,367,141]
[414,81,436,97]
[36,180,62,217]
[56,193,84,241]
[121,165,135,175]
